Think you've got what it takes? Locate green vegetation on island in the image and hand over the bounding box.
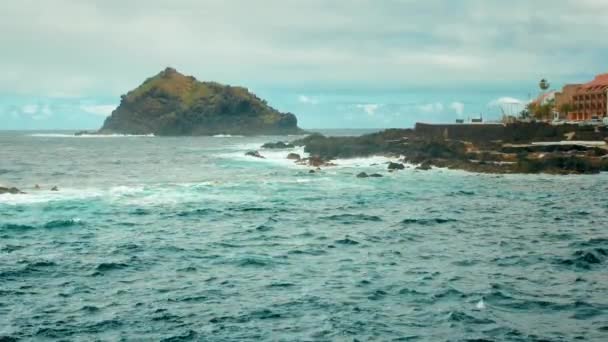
[99,68,303,136]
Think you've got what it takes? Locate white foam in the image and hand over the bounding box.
[476,299,486,310]
[331,155,403,168]
[212,134,244,138]
[218,145,310,168]
[0,185,147,205]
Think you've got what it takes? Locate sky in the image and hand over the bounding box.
[1,0,607,130]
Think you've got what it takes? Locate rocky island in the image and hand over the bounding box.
[266,123,608,175]
[97,68,303,136]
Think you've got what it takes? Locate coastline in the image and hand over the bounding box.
[263,123,608,175]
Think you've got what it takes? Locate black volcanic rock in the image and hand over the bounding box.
[262,141,295,149]
[245,151,265,159]
[287,153,301,160]
[100,67,303,136]
[0,186,24,194]
[356,172,369,178]
[387,162,405,170]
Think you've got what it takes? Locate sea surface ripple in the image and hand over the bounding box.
[1,131,607,341]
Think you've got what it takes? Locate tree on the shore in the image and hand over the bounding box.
[559,103,573,117]
[528,99,555,121]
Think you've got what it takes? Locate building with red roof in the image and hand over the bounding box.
[559,73,608,121]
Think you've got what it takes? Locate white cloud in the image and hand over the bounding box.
[450,101,465,116]
[356,103,381,116]
[418,102,444,113]
[21,104,38,114]
[80,104,116,116]
[298,95,319,105]
[489,97,524,106]
[1,1,607,96]
[489,97,526,116]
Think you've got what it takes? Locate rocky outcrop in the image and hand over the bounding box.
[388,162,405,170]
[0,186,24,194]
[296,156,336,168]
[245,151,265,159]
[100,68,303,136]
[262,141,295,149]
[287,153,301,161]
[356,172,369,178]
[416,161,432,171]
[357,172,383,178]
[286,129,608,175]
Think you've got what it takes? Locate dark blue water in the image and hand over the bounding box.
[1,131,607,341]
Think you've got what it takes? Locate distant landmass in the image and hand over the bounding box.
[99,67,303,136]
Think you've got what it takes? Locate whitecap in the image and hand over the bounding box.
[212,134,244,138]
[217,145,310,169]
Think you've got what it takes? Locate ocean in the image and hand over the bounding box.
[1,131,607,341]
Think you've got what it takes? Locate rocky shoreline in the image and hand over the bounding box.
[261,124,608,175]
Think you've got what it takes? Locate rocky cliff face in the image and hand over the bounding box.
[100,68,302,135]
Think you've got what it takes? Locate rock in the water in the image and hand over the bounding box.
[99,67,303,136]
[262,141,295,149]
[74,130,95,136]
[287,153,301,161]
[388,162,405,170]
[356,172,369,178]
[245,151,265,159]
[301,156,335,167]
[369,173,384,178]
[416,161,432,171]
[50,186,59,191]
[0,186,24,194]
[309,170,316,174]
[308,156,325,167]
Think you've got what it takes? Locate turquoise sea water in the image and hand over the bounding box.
[1,131,608,341]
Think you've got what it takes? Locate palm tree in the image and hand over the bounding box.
[539,79,550,92]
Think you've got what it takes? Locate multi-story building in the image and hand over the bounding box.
[554,84,581,119]
[560,73,608,121]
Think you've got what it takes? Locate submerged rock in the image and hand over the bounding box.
[356,172,369,178]
[50,186,59,191]
[0,186,24,194]
[245,151,265,159]
[369,173,384,178]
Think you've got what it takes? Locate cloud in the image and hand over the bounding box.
[356,103,381,116]
[489,97,526,115]
[450,101,465,116]
[1,1,607,97]
[21,104,38,114]
[16,103,53,120]
[298,95,319,105]
[489,97,524,106]
[80,104,116,116]
[418,102,444,113]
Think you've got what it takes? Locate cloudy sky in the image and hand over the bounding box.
[1,0,607,129]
